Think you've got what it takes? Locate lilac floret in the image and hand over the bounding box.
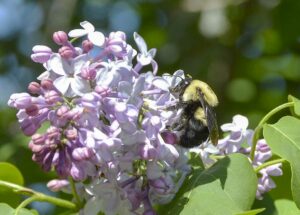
[31,45,52,63]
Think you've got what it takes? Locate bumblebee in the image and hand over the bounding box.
[170,76,219,148]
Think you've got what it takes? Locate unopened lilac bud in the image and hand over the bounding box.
[21,120,38,136]
[47,179,69,192]
[45,90,61,104]
[59,46,73,59]
[65,108,82,120]
[161,131,177,145]
[56,105,70,117]
[265,164,283,176]
[70,164,86,181]
[26,105,39,116]
[29,141,44,153]
[81,67,96,80]
[41,79,54,90]
[31,134,46,145]
[53,31,68,45]
[28,82,41,94]
[80,93,101,109]
[72,147,94,161]
[256,139,270,153]
[47,127,61,139]
[31,45,52,63]
[106,31,127,57]
[95,86,110,97]
[65,128,78,140]
[8,93,32,109]
[114,31,126,40]
[82,39,94,53]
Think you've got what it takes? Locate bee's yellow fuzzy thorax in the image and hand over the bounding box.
[182,80,218,107]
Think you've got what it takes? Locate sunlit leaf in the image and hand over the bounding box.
[157,154,257,215]
[264,116,300,209]
[274,199,300,215]
[0,162,24,207]
[0,203,37,215]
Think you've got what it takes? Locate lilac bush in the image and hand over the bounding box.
[7,21,284,214]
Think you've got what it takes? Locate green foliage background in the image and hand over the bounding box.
[0,0,300,214]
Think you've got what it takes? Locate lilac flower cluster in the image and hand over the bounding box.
[8,21,191,215]
[198,115,283,200]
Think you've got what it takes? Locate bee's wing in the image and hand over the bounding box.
[197,89,219,145]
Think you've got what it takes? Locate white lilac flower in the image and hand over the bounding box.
[45,53,92,97]
[68,21,105,47]
[95,60,133,89]
[134,32,158,74]
[218,114,253,154]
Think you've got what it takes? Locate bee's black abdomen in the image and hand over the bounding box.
[179,117,209,148]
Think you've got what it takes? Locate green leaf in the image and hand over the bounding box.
[29,209,39,215]
[58,211,79,215]
[157,154,257,215]
[274,199,300,215]
[0,203,15,215]
[0,162,24,185]
[288,95,300,116]
[188,152,205,169]
[263,116,300,209]
[0,203,36,215]
[0,162,24,207]
[235,208,265,215]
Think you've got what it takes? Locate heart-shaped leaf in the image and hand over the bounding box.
[0,162,24,207]
[264,116,300,209]
[157,154,257,215]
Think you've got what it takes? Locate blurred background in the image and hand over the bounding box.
[0,0,299,214]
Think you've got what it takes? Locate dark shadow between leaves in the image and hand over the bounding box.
[186,156,230,192]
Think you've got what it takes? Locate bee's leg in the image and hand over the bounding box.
[166,122,185,131]
[165,100,190,111]
[172,122,185,131]
[167,110,188,131]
